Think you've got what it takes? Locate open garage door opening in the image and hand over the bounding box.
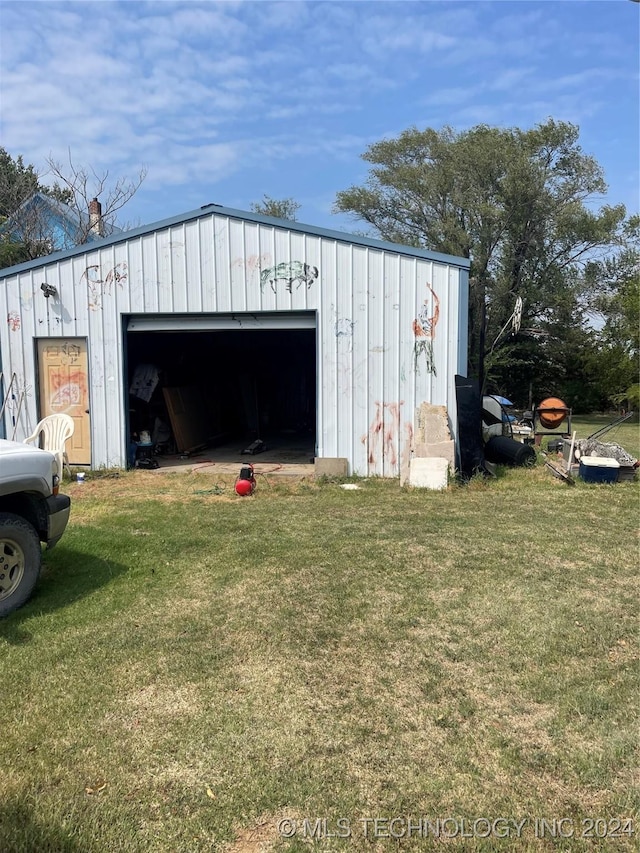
[125,314,317,469]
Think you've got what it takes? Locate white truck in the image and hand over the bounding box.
[0,440,71,616]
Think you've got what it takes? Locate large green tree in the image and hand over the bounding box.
[334,120,627,405]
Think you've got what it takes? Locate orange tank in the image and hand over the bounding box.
[538,397,568,429]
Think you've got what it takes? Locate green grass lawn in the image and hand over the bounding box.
[1,457,638,852]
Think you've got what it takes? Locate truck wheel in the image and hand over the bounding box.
[0,514,42,617]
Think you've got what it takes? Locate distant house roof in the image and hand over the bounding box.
[0,191,122,254]
[0,201,470,277]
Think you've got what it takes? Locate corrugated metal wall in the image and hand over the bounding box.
[0,210,468,475]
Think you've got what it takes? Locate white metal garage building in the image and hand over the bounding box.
[0,204,469,478]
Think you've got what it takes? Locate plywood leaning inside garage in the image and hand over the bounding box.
[163,387,211,453]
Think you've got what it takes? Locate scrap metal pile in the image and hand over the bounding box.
[573,439,636,467]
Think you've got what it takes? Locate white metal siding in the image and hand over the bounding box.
[0,211,468,474]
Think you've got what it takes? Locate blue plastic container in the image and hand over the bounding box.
[579,456,620,484]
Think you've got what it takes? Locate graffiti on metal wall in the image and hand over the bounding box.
[233,254,272,275]
[81,263,128,310]
[335,317,355,353]
[330,305,358,389]
[260,262,318,294]
[362,400,404,467]
[7,311,20,332]
[413,282,440,376]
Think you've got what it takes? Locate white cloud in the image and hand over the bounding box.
[361,13,458,56]
[422,86,480,107]
[490,67,536,92]
[265,102,353,120]
[0,0,635,230]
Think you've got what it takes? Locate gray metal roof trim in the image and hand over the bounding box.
[0,203,470,277]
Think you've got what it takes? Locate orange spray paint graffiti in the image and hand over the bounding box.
[49,369,87,412]
[413,282,440,375]
[233,254,272,274]
[362,401,405,468]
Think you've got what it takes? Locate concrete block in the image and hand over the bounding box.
[415,403,451,444]
[314,457,349,477]
[414,439,456,469]
[409,457,449,490]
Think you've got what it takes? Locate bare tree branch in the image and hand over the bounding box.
[44,150,147,244]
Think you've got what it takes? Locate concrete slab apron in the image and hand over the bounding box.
[147,440,315,477]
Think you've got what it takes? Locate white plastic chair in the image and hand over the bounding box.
[24,413,75,477]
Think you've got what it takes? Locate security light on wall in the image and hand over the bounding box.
[41,282,57,298]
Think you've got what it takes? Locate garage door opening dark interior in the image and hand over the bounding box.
[126,328,316,461]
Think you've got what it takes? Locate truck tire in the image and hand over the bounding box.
[0,513,42,617]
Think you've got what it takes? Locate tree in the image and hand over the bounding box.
[0,148,42,220]
[44,152,147,245]
[334,120,627,404]
[250,195,300,221]
[0,147,73,265]
[583,215,640,408]
[0,148,146,266]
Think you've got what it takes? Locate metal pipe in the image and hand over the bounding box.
[587,411,635,441]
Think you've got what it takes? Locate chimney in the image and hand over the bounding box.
[89,197,103,237]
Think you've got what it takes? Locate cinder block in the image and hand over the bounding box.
[414,439,456,469]
[314,457,349,477]
[415,403,451,444]
[409,457,449,490]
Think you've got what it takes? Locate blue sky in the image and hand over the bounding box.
[1,0,638,236]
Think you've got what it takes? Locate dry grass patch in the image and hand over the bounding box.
[224,817,281,853]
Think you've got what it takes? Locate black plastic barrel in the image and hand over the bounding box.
[484,436,537,467]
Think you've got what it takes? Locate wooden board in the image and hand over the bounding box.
[162,386,210,453]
